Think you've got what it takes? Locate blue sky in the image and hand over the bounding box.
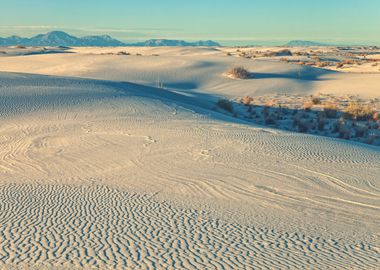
[1,0,379,45]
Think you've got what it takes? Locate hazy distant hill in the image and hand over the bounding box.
[132,39,221,47]
[0,31,221,47]
[286,40,329,46]
[0,31,125,47]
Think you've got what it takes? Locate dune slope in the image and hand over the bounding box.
[0,70,379,269]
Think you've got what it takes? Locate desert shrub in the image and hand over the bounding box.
[265,116,276,125]
[339,128,351,140]
[117,51,130,55]
[226,67,250,79]
[263,51,276,57]
[343,59,355,65]
[217,99,234,113]
[337,59,358,68]
[317,114,326,131]
[336,62,345,68]
[344,102,375,121]
[332,121,341,133]
[297,119,310,133]
[239,52,247,58]
[242,96,253,106]
[316,62,329,68]
[355,126,368,138]
[365,135,377,145]
[15,45,26,49]
[373,112,380,122]
[317,119,325,131]
[292,114,309,133]
[324,103,338,118]
[262,106,270,118]
[303,102,313,111]
[311,96,322,105]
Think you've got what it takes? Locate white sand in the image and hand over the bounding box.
[0,46,380,98]
[0,47,379,269]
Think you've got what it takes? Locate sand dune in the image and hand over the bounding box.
[0,46,379,98]
[0,47,379,269]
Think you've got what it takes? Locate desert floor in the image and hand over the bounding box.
[0,46,379,269]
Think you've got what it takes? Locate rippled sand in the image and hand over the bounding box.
[0,47,379,269]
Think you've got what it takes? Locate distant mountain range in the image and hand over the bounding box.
[285,40,329,46]
[0,31,221,47]
[133,39,220,47]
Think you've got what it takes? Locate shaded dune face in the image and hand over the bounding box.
[0,184,378,270]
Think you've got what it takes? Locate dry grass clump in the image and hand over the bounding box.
[344,102,375,121]
[217,99,234,113]
[226,67,250,79]
[303,102,313,111]
[265,99,277,107]
[241,96,253,106]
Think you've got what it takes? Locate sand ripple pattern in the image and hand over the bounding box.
[0,184,378,270]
